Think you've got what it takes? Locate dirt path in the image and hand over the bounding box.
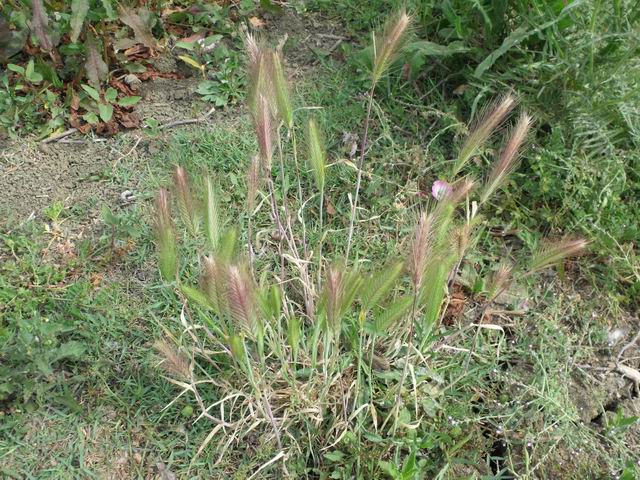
[0,12,347,224]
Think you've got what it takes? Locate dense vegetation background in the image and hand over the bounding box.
[1,1,638,478]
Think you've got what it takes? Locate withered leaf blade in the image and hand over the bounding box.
[118,6,157,50]
[30,0,54,52]
[85,33,108,88]
[70,0,90,43]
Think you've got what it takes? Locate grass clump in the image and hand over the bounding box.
[149,12,588,477]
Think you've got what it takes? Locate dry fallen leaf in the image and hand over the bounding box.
[249,16,266,28]
[325,199,336,216]
[85,33,108,89]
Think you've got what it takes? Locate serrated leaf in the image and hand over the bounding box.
[98,103,113,122]
[81,84,100,101]
[29,0,54,52]
[85,34,108,89]
[118,95,141,107]
[118,6,157,50]
[54,341,86,362]
[70,0,89,43]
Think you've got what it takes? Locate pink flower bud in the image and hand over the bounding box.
[431,180,452,201]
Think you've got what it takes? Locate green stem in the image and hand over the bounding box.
[392,286,418,435]
[345,83,376,260]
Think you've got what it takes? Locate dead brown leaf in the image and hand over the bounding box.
[118,6,157,51]
[248,16,266,28]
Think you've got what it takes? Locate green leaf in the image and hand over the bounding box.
[100,0,116,20]
[378,461,400,477]
[175,41,196,51]
[105,87,118,103]
[81,84,100,101]
[70,0,90,43]
[117,96,141,107]
[217,227,238,262]
[7,64,25,75]
[409,40,471,57]
[98,103,113,122]
[25,59,34,77]
[180,285,217,313]
[373,295,413,334]
[323,451,345,462]
[360,262,404,313]
[82,112,99,124]
[474,27,529,77]
[53,341,86,362]
[25,59,42,83]
[401,449,417,479]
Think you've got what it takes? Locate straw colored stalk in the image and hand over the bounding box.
[529,239,589,273]
[372,10,412,84]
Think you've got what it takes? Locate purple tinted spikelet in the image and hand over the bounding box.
[201,255,227,315]
[226,264,256,336]
[454,94,516,176]
[488,262,513,299]
[173,166,199,236]
[254,94,274,174]
[408,211,434,289]
[324,262,345,331]
[481,112,532,203]
[154,339,190,380]
[155,188,177,282]
[246,154,261,213]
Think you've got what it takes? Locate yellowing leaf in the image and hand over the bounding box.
[178,55,205,76]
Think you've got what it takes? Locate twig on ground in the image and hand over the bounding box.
[41,128,77,144]
[158,106,217,130]
[616,327,640,365]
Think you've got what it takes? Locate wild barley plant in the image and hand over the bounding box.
[152,11,587,476]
